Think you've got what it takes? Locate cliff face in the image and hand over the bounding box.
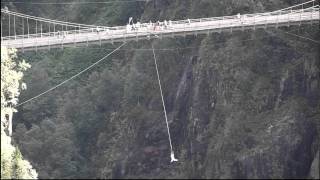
[121,30,319,178]
[115,1,319,178]
[6,0,319,179]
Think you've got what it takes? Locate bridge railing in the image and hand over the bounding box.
[1,4,319,44]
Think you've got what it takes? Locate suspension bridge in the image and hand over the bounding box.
[1,0,319,51]
[1,1,319,163]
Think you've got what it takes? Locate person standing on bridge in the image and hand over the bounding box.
[3,6,8,12]
[63,31,67,38]
[126,24,132,32]
[237,13,241,19]
[136,21,141,30]
[237,13,244,24]
[128,17,133,25]
[96,26,102,34]
[147,21,152,30]
[164,20,168,29]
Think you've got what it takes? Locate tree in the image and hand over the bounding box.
[1,47,30,109]
[1,47,38,179]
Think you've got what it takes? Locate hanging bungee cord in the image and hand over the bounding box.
[152,45,178,163]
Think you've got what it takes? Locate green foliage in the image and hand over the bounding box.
[8,0,320,179]
[1,47,30,109]
[1,119,38,179]
[1,47,37,179]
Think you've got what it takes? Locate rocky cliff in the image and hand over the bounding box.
[4,0,319,179]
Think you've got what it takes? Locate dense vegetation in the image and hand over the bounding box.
[1,0,319,179]
[1,47,38,179]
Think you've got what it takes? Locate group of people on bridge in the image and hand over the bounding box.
[45,14,248,39]
[126,17,173,32]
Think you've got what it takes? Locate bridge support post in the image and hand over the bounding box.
[111,32,114,45]
[74,32,76,47]
[35,35,38,52]
[22,17,24,37]
[14,15,16,40]
[27,18,30,39]
[22,39,24,53]
[136,32,138,42]
[287,9,291,27]
[276,11,280,29]
[8,14,10,37]
[86,34,89,46]
[311,0,314,25]
[265,15,267,29]
[300,4,303,26]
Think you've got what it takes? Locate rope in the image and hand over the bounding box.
[152,44,178,163]
[275,0,316,12]
[16,42,126,107]
[282,31,320,44]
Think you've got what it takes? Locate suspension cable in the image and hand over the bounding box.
[16,42,126,107]
[282,31,320,44]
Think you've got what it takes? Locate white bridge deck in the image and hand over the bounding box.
[1,6,319,50]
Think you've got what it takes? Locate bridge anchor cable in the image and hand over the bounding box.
[16,42,126,107]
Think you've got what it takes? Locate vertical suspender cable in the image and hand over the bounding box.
[22,17,24,51]
[9,14,10,37]
[0,17,2,40]
[14,15,16,39]
[152,45,178,163]
[22,17,24,36]
[21,18,24,35]
[27,18,29,38]
[35,20,38,51]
